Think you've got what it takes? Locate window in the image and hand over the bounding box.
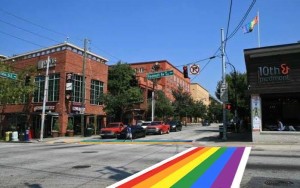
[73,74,83,103]
[48,74,60,101]
[90,80,104,105]
[33,74,60,103]
[34,76,45,103]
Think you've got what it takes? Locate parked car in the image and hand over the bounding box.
[202,120,211,126]
[117,125,146,139]
[146,121,170,135]
[141,121,152,129]
[100,122,124,138]
[136,120,144,126]
[167,120,182,132]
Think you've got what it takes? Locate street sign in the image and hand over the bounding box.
[147,70,174,80]
[220,83,228,102]
[0,71,17,80]
[190,64,200,75]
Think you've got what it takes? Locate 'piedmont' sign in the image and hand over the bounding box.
[257,64,290,83]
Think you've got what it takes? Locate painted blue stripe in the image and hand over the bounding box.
[191,147,236,188]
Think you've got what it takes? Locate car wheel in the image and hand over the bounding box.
[159,130,163,135]
[167,129,170,134]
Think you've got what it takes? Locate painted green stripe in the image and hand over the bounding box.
[171,147,227,188]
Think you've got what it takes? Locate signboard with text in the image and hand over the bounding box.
[147,70,174,80]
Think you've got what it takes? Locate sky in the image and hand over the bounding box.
[1,0,300,97]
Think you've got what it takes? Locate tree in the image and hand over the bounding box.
[99,62,143,122]
[207,99,222,122]
[215,71,250,119]
[0,61,37,136]
[148,90,173,121]
[172,86,193,119]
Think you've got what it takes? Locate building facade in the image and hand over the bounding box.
[0,43,108,138]
[129,60,190,123]
[244,42,300,142]
[190,83,210,106]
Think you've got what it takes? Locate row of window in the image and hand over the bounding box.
[15,45,104,63]
[21,74,103,105]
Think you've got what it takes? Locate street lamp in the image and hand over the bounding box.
[151,62,160,121]
[226,62,238,126]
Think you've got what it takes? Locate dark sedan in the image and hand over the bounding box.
[167,120,182,132]
[117,125,146,139]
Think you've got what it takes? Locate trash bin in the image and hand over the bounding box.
[25,129,30,141]
[84,128,93,137]
[12,131,19,141]
[19,132,25,141]
[5,131,12,142]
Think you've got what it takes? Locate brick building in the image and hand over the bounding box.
[0,43,108,138]
[128,60,190,123]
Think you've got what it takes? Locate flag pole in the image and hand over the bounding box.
[257,11,261,47]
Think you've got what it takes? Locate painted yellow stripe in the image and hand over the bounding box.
[151,147,220,188]
[132,147,211,188]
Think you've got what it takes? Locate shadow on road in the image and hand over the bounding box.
[195,130,253,143]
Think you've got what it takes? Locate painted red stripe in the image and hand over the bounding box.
[117,147,204,188]
[211,147,245,188]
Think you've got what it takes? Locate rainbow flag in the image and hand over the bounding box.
[242,16,259,33]
[108,146,251,188]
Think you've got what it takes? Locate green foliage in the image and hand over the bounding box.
[148,90,174,120]
[52,121,60,131]
[67,118,73,130]
[172,86,194,118]
[0,61,37,105]
[99,62,143,121]
[215,71,250,118]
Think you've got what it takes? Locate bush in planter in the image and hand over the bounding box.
[52,121,60,137]
[67,119,74,136]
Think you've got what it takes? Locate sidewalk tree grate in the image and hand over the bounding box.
[264,179,294,186]
[72,165,91,169]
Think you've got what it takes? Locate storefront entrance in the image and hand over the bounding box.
[261,93,300,131]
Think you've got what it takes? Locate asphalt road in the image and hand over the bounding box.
[0,124,299,188]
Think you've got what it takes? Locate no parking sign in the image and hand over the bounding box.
[190,64,200,75]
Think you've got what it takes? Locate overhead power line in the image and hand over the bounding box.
[0,18,60,43]
[0,30,45,48]
[225,0,256,42]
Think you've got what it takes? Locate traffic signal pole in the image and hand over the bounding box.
[221,28,227,140]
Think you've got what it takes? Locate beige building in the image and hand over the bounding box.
[190,83,210,106]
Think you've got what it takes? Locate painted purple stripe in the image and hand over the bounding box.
[191,147,236,188]
[211,147,245,188]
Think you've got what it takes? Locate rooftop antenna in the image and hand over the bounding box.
[65,37,69,43]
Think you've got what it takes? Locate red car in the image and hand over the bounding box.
[146,121,170,135]
[100,122,124,138]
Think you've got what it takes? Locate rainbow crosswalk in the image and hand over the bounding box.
[107,146,251,188]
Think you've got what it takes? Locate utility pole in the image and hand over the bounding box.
[151,62,160,121]
[40,56,50,141]
[221,28,227,140]
[81,39,88,136]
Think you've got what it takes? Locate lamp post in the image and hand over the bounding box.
[151,62,160,121]
[226,62,238,124]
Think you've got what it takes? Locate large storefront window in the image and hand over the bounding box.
[261,93,300,131]
[73,74,83,103]
[90,80,104,105]
[33,74,60,103]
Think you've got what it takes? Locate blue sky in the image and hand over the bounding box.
[1,0,300,97]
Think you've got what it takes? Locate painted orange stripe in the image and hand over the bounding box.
[117,147,204,188]
[132,147,212,188]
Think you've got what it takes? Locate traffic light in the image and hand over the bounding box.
[225,103,231,110]
[183,66,188,78]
